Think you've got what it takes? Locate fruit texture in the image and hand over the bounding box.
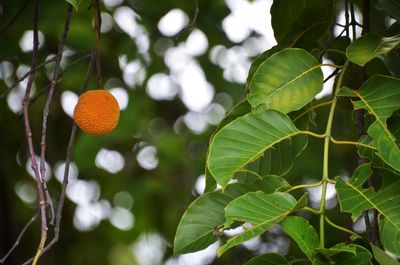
[73,90,120,135]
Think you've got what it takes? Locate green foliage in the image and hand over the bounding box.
[218,192,298,255]
[207,110,300,187]
[244,253,290,265]
[346,33,400,66]
[66,0,82,10]
[247,48,323,113]
[174,1,400,264]
[280,216,320,260]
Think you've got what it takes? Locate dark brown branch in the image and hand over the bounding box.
[349,0,357,40]
[0,56,59,100]
[28,53,91,105]
[23,49,97,265]
[21,1,49,264]
[0,0,29,35]
[175,0,199,39]
[93,0,102,87]
[344,0,350,37]
[39,3,73,227]
[0,213,39,264]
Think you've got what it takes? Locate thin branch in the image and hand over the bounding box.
[325,216,361,239]
[0,0,29,35]
[0,56,59,100]
[0,213,39,263]
[344,0,350,37]
[349,0,357,40]
[324,68,340,83]
[23,49,97,265]
[39,3,73,229]
[93,0,102,87]
[21,1,49,265]
[29,53,92,105]
[293,100,333,122]
[175,0,199,39]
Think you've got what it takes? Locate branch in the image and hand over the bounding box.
[39,3,73,227]
[28,53,91,105]
[22,49,97,265]
[0,213,39,263]
[93,0,102,87]
[0,56,59,100]
[21,1,49,265]
[0,0,29,35]
[175,0,199,39]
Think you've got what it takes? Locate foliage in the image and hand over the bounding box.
[174,0,400,264]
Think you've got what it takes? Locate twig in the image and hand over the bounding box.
[0,0,29,35]
[0,213,39,263]
[324,68,340,83]
[344,0,350,37]
[0,56,59,100]
[175,0,199,39]
[40,3,73,228]
[21,1,49,265]
[29,53,92,105]
[349,0,357,40]
[22,49,97,265]
[93,0,103,87]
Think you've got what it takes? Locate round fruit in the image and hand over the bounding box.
[73,90,120,135]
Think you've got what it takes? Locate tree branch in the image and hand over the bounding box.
[0,213,39,264]
[22,48,97,265]
[39,3,73,227]
[0,0,29,35]
[21,1,49,265]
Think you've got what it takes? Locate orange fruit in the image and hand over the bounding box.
[73,90,120,135]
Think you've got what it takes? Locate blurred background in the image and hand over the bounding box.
[0,0,393,264]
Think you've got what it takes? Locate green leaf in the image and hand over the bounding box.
[245,253,290,265]
[218,192,297,256]
[66,0,81,10]
[255,175,291,194]
[337,75,400,172]
[315,243,357,257]
[205,100,251,192]
[371,244,400,265]
[246,45,287,91]
[346,33,400,66]
[173,183,253,254]
[270,0,332,47]
[280,216,320,260]
[378,0,400,23]
[247,48,323,113]
[207,110,301,188]
[381,218,400,255]
[333,245,373,265]
[335,163,400,255]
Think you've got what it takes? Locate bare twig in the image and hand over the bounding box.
[0,213,39,264]
[324,68,340,83]
[349,0,357,40]
[93,0,102,87]
[39,3,73,227]
[29,53,92,105]
[21,1,49,265]
[175,0,199,39]
[22,49,97,265]
[0,0,29,35]
[344,0,350,37]
[0,56,59,100]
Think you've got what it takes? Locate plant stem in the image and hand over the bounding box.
[324,216,361,239]
[330,137,377,150]
[293,100,333,122]
[286,181,322,192]
[319,61,350,248]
